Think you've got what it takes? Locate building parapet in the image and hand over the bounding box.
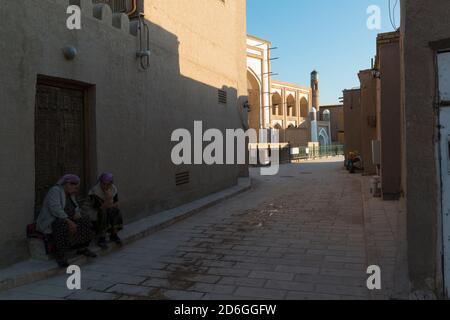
[65,0,142,37]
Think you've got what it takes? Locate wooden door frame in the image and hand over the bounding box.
[430,40,450,297]
[35,75,94,200]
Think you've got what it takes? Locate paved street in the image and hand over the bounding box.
[0,157,377,300]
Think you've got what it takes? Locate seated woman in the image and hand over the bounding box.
[36,174,97,268]
[88,173,123,249]
[345,151,362,173]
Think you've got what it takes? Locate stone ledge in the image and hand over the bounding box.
[0,177,251,292]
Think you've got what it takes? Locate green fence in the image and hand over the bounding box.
[290,144,344,162]
[249,144,345,166]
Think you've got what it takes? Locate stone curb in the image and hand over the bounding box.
[0,177,252,292]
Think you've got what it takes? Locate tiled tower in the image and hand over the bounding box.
[311,70,320,114]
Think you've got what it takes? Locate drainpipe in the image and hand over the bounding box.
[126,0,140,17]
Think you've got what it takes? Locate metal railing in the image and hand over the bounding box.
[290,144,345,162]
[249,144,345,166]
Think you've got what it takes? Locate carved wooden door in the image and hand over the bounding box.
[35,84,86,212]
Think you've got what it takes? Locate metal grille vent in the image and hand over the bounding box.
[93,0,128,13]
[218,89,227,104]
[175,171,190,186]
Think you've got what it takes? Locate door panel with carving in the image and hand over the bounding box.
[35,84,86,212]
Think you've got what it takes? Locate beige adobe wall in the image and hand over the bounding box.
[144,0,248,98]
[320,105,344,143]
[0,0,247,267]
[377,32,402,200]
[285,128,310,146]
[400,0,450,294]
[358,69,378,175]
[343,89,362,159]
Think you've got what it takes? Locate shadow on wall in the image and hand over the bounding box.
[0,0,248,267]
[103,15,248,220]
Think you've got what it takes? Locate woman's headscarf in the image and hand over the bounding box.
[98,172,114,184]
[90,173,117,199]
[57,174,80,186]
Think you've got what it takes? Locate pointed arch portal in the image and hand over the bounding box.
[247,69,262,130]
[318,128,330,146]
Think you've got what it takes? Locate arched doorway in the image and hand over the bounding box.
[272,93,282,116]
[286,94,296,117]
[247,70,261,130]
[318,128,330,146]
[300,97,309,118]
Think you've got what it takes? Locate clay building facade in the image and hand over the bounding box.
[358,69,378,175]
[0,0,247,267]
[342,1,450,297]
[376,31,402,200]
[343,88,362,159]
[400,0,450,297]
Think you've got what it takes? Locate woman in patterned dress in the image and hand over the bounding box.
[37,174,97,268]
[87,173,124,250]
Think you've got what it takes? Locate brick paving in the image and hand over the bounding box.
[0,157,402,300]
[360,176,410,299]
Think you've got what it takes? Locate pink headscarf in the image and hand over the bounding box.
[57,174,80,186]
[98,172,114,184]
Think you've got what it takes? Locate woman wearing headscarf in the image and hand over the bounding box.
[88,173,123,249]
[36,174,97,268]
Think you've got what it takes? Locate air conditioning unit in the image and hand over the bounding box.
[372,140,381,165]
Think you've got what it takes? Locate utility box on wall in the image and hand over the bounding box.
[372,140,381,166]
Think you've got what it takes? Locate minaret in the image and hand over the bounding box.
[311,70,320,114]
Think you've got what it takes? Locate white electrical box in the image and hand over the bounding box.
[372,140,381,165]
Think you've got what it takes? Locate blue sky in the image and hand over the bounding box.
[246,0,401,105]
